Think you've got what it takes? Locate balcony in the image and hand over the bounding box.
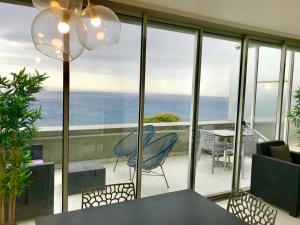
[32,121,254,213]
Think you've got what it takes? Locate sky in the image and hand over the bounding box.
[0,2,267,97]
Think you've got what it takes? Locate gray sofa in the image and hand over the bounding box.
[251,141,300,217]
[16,144,54,220]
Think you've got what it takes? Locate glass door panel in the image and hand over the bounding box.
[283,50,300,151]
[255,45,281,141]
[240,43,282,189]
[141,22,196,197]
[195,34,241,196]
[243,47,257,125]
[69,18,142,210]
[280,50,291,140]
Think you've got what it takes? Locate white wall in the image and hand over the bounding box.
[115,0,300,39]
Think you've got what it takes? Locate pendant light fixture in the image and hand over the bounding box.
[31,0,121,61]
[79,0,121,50]
[32,0,83,15]
[31,6,86,61]
[32,0,65,10]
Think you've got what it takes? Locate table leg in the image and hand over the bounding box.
[224,137,228,171]
[241,146,245,179]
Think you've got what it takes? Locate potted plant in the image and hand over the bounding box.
[0,69,47,225]
[288,87,300,142]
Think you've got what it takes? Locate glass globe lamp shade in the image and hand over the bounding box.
[79,4,121,50]
[32,0,83,15]
[31,7,86,62]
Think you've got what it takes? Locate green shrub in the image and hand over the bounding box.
[144,113,180,123]
[288,87,300,140]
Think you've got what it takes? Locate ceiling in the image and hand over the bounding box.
[114,0,300,40]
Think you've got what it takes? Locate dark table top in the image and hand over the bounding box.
[36,189,247,225]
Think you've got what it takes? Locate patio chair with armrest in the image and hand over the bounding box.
[224,128,259,176]
[127,133,178,188]
[113,125,155,174]
[16,144,54,219]
[200,129,230,173]
[241,128,259,177]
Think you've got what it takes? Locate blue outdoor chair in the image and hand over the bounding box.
[127,133,178,188]
[113,125,156,174]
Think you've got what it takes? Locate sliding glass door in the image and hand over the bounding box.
[248,43,281,140]
[195,34,241,196]
[141,22,197,197]
[282,49,300,151]
[240,42,282,189]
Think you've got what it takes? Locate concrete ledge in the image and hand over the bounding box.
[33,121,236,164]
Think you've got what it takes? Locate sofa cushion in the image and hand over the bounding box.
[256,141,285,156]
[270,145,292,162]
[31,144,43,160]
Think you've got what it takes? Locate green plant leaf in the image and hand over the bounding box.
[0,68,47,201]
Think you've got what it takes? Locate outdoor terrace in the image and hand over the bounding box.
[16,120,300,225]
[32,121,254,213]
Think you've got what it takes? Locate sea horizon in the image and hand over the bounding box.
[34,91,229,127]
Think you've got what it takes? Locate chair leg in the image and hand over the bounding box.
[160,165,169,188]
[197,141,202,161]
[228,153,231,168]
[129,166,131,180]
[131,168,136,182]
[113,157,119,172]
[242,153,245,179]
[211,152,214,174]
[224,150,227,171]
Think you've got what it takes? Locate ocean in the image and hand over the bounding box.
[34,91,228,127]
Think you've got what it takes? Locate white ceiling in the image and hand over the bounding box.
[114,0,300,39]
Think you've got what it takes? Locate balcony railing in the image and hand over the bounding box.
[33,120,236,164]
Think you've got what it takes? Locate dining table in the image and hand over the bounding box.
[208,129,254,172]
[36,189,248,225]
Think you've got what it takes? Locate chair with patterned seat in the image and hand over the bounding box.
[227,189,277,225]
[81,182,135,209]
